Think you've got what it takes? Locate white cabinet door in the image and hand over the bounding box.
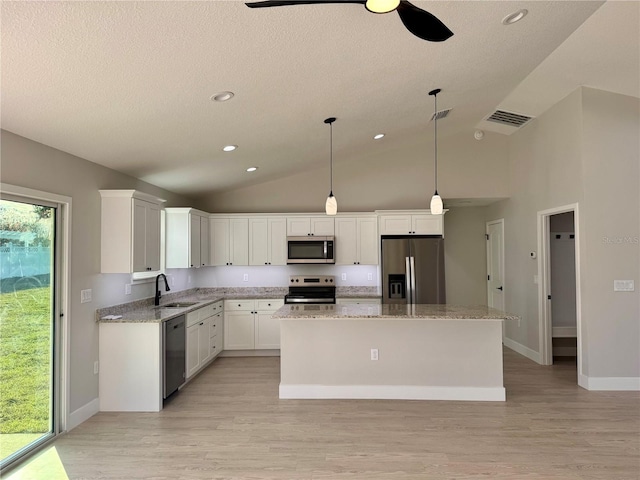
[210,218,230,266]
[199,317,212,366]
[310,217,335,235]
[199,216,210,267]
[268,218,287,266]
[287,217,311,236]
[189,213,201,268]
[145,202,161,271]
[412,215,443,235]
[335,217,358,265]
[224,310,255,350]
[378,215,412,235]
[186,323,200,378]
[229,218,249,265]
[255,313,280,349]
[357,217,379,265]
[132,199,148,273]
[249,218,269,266]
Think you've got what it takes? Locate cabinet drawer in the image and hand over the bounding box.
[210,335,220,357]
[256,299,284,311]
[186,311,200,328]
[225,300,254,311]
[210,314,221,337]
[199,304,216,320]
[212,300,223,312]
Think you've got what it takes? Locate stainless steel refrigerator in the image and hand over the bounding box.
[381,236,446,304]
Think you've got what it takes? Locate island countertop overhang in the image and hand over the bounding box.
[273,303,519,321]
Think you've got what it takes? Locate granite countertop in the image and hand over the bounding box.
[97,286,382,323]
[273,303,519,321]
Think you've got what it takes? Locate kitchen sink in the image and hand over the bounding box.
[158,302,198,308]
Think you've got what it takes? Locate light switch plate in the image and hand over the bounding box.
[614,280,634,292]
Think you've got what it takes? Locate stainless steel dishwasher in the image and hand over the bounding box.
[163,315,186,399]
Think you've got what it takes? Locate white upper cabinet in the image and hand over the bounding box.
[210,217,249,266]
[100,190,165,273]
[378,211,444,236]
[165,208,211,268]
[287,216,335,236]
[249,217,287,266]
[334,216,378,265]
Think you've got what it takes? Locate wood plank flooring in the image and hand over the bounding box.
[24,350,640,479]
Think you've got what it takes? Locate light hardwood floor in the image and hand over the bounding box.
[19,349,640,479]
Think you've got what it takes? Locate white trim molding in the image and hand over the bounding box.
[503,337,542,364]
[279,384,506,402]
[578,375,640,391]
[67,398,100,431]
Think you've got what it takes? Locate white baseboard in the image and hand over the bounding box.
[578,374,640,391]
[279,384,506,402]
[503,337,541,364]
[67,398,99,431]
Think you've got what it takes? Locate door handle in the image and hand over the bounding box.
[497,286,503,291]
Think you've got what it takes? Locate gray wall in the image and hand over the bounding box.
[0,130,197,413]
[198,131,509,213]
[486,87,639,379]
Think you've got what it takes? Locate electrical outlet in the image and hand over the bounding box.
[188,275,192,284]
[125,284,131,295]
[243,273,249,282]
[371,348,379,361]
[367,273,373,281]
[341,273,347,281]
[93,361,99,375]
[80,289,92,303]
[171,276,175,287]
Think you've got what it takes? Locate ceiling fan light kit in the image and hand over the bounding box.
[429,88,444,215]
[324,117,338,216]
[245,0,453,42]
[365,0,400,14]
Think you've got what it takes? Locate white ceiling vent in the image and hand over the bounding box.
[486,109,533,128]
[430,108,452,121]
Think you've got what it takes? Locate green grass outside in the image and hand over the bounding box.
[0,286,52,435]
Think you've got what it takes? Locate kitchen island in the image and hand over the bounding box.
[273,303,518,402]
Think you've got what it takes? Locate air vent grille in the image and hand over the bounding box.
[486,110,532,127]
[430,108,451,121]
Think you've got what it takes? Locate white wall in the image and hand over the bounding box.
[198,131,509,213]
[0,130,197,414]
[486,87,639,382]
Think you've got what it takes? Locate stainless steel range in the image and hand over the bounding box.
[284,275,336,304]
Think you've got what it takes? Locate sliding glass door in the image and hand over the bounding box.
[0,197,58,471]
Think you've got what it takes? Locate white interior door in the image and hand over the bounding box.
[486,220,505,314]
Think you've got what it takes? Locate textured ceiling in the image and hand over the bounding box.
[2,1,637,199]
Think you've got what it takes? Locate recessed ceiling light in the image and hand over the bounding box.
[211,91,234,102]
[373,133,385,140]
[502,9,528,25]
[246,167,258,172]
[222,145,237,152]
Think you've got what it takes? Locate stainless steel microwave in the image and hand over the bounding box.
[287,236,335,264]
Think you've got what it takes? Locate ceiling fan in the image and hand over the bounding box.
[245,0,453,42]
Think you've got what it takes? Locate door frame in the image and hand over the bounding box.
[537,203,581,374]
[486,219,505,338]
[0,183,72,468]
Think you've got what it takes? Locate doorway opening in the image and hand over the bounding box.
[537,204,581,380]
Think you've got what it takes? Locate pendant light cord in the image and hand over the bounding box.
[330,120,333,195]
[434,91,438,193]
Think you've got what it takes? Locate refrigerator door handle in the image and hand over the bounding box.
[405,256,412,304]
[410,256,417,305]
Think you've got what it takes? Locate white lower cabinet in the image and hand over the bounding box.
[224,299,284,350]
[186,301,223,379]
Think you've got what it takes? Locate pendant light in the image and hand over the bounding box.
[429,88,443,215]
[324,117,337,216]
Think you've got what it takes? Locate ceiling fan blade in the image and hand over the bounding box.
[396,0,453,42]
[246,0,365,8]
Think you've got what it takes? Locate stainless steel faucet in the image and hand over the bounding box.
[155,273,170,306]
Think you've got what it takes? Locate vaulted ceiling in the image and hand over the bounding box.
[2,1,638,198]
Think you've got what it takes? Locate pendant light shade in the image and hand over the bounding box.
[429,88,444,215]
[324,117,337,216]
